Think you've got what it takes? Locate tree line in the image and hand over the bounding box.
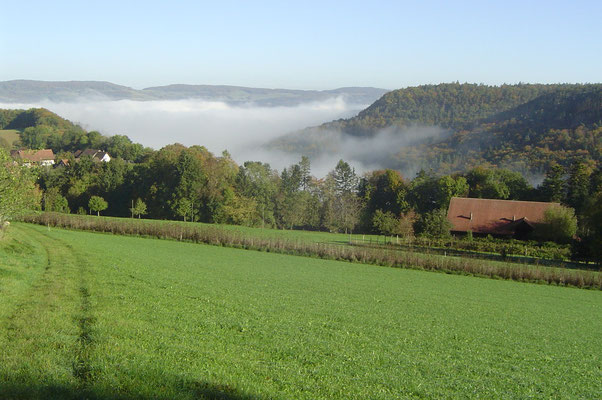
[34,142,600,244]
[1,106,601,262]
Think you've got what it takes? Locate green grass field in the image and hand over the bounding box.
[118,214,373,245]
[1,223,601,399]
[40,213,571,261]
[0,129,20,147]
[25,213,601,288]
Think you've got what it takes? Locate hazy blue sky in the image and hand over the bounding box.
[2,0,601,90]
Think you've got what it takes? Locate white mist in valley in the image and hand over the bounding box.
[269,126,451,177]
[1,98,367,173]
[1,98,450,178]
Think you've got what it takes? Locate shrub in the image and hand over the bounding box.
[416,208,452,238]
[43,188,69,213]
[372,210,398,236]
[536,205,578,244]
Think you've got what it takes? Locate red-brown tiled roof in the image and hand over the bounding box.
[11,149,55,162]
[447,197,560,235]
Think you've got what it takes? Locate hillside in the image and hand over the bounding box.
[270,83,602,174]
[0,107,78,131]
[0,80,148,102]
[396,85,602,173]
[142,84,388,106]
[0,80,388,106]
[322,83,568,136]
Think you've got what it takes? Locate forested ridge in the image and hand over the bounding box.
[273,83,602,174]
[324,83,566,134]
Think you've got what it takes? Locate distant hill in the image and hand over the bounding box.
[0,80,148,102]
[270,83,602,175]
[0,107,76,131]
[0,80,388,106]
[313,83,575,136]
[412,85,602,172]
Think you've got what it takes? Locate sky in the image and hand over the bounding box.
[1,0,601,90]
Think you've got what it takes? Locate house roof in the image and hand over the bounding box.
[447,197,560,235]
[10,149,55,162]
[74,149,109,160]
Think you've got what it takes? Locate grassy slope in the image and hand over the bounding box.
[0,129,20,147]
[54,214,561,257]
[1,223,601,399]
[121,215,372,244]
[32,214,594,286]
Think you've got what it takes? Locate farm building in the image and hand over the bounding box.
[74,149,111,162]
[10,149,55,166]
[446,197,560,238]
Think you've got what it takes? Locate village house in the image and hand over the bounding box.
[446,197,560,239]
[10,149,55,167]
[74,149,111,162]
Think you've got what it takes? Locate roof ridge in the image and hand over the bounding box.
[450,197,561,206]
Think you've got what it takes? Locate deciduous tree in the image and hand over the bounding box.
[0,148,40,227]
[88,195,108,216]
[130,198,147,219]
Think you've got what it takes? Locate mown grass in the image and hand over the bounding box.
[26,212,574,262]
[0,224,82,397]
[0,129,20,147]
[1,223,601,399]
[23,213,602,289]
[94,214,373,245]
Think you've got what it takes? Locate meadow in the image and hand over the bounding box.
[24,212,574,262]
[22,213,602,288]
[0,129,20,147]
[0,223,600,399]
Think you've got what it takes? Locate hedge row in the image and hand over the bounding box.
[21,213,601,290]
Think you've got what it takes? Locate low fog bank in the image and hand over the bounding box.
[2,98,455,178]
[1,97,370,174]
[268,126,452,177]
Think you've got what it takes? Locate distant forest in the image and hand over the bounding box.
[272,83,602,176]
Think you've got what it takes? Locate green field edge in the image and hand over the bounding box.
[18,214,602,290]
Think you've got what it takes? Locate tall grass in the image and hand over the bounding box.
[22,212,602,289]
